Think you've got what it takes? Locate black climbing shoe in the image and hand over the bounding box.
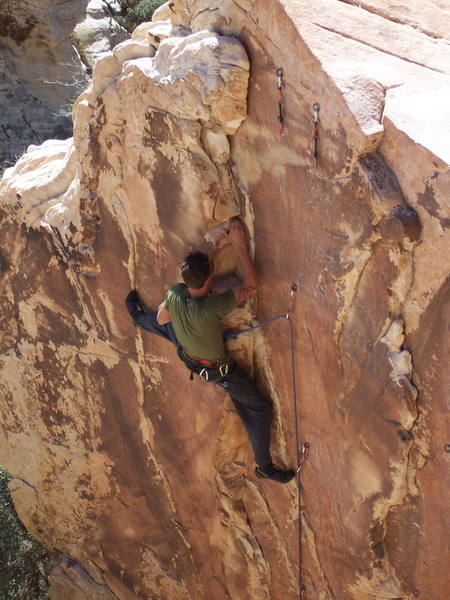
[255,463,296,484]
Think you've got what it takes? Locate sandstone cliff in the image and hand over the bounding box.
[0,1,449,599]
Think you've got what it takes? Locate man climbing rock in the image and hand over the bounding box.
[125,219,295,484]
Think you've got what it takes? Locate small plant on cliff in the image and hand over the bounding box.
[0,466,51,600]
[118,0,166,31]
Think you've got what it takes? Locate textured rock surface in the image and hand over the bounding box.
[0,0,126,174]
[72,0,128,70]
[0,49,72,171]
[48,555,118,599]
[0,1,449,599]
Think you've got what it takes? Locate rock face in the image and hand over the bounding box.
[0,1,449,599]
[72,0,129,70]
[0,49,72,172]
[0,0,127,174]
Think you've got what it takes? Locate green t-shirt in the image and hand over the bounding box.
[164,283,236,360]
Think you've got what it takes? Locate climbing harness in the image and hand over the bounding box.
[312,102,320,167]
[198,362,230,381]
[276,67,286,136]
[181,349,231,382]
[224,282,309,599]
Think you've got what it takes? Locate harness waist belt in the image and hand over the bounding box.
[184,351,226,366]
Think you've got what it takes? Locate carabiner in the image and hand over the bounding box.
[219,363,229,378]
[199,368,209,382]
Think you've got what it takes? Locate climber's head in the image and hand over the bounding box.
[181,251,213,291]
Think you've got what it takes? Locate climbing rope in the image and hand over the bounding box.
[285,284,309,600]
[224,313,287,340]
[276,67,286,136]
[224,283,309,598]
[312,103,320,167]
[223,284,308,471]
[287,289,309,600]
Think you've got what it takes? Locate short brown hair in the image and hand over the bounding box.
[181,252,212,289]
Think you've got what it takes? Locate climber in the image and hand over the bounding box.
[125,218,295,484]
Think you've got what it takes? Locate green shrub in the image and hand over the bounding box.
[119,0,166,32]
[0,467,51,600]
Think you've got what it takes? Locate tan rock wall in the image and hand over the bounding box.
[0,1,449,599]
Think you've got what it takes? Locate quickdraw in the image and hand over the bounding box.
[312,102,320,167]
[286,281,298,318]
[296,441,310,473]
[276,67,286,136]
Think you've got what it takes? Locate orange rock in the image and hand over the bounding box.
[0,2,448,600]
